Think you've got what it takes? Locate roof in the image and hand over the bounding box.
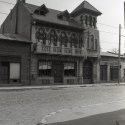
[71,1,102,16]
[0,34,32,43]
[100,52,125,58]
[23,3,83,29]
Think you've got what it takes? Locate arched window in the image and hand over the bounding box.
[79,34,84,48]
[90,35,94,50]
[70,33,78,48]
[93,17,96,28]
[80,15,83,25]
[49,30,58,46]
[60,32,68,47]
[35,27,46,45]
[87,37,90,49]
[95,39,98,50]
[89,16,92,27]
[85,15,88,26]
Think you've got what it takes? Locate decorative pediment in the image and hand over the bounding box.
[57,10,70,20]
[34,4,49,15]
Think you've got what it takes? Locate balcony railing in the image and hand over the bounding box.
[34,44,99,57]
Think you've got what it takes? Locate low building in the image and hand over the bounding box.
[0,34,31,86]
[100,52,125,83]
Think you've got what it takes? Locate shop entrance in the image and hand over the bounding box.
[53,62,63,84]
[83,60,93,84]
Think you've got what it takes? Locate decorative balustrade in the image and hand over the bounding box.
[35,44,98,57]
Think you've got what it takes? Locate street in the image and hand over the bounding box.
[0,85,125,125]
[45,109,125,125]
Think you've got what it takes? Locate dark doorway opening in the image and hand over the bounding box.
[53,62,63,84]
[0,62,9,84]
[83,60,93,84]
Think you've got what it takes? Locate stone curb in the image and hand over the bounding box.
[0,83,124,91]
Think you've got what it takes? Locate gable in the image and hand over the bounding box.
[71,1,102,16]
[34,4,49,15]
[57,10,70,20]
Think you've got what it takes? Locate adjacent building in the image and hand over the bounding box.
[0,0,124,85]
[100,52,125,83]
[0,34,31,85]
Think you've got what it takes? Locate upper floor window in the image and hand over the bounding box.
[35,27,46,45]
[93,17,96,28]
[80,15,83,25]
[60,32,68,47]
[85,15,88,26]
[70,33,78,48]
[89,16,92,27]
[49,30,58,46]
[95,39,98,50]
[79,34,84,48]
[87,37,90,49]
[34,4,49,16]
[90,35,94,50]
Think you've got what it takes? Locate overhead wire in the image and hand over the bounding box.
[0,0,15,5]
[97,23,118,29]
[0,12,8,15]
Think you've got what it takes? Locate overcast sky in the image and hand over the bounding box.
[0,0,125,53]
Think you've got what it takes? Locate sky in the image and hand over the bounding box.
[0,0,125,53]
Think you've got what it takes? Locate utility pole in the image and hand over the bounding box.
[118,24,121,84]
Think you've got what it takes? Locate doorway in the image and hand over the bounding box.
[83,60,93,84]
[53,62,63,84]
[0,62,9,84]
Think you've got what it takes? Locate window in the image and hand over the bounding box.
[90,35,94,50]
[95,39,98,50]
[79,34,84,48]
[100,65,107,81]
[87,36,90,49]
[93,17,96,28]
[70,33,78,48]
[38,61,52,77]
[49,30,58,46]
[110,66,118,81]
[60,32,68,47]
[64,63,75,76]
[80,15,83,25]
[89,16,92,27]
[10,63,20,80]
[85,15,88,25]
[35,27,46,45]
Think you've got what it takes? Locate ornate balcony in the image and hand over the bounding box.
[34,43,99,57]
[34,43,84,56]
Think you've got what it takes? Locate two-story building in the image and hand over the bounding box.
[0,0,102,85]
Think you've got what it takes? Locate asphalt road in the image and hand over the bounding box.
[46,109,125,125]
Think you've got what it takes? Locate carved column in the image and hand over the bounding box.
[77,59,83,84]
[93,59,100,83]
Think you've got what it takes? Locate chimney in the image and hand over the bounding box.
[16,0,26,3]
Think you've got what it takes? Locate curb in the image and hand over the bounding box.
[0,83,124,91]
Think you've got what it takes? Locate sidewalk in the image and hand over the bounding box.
[0,83,124,91]
[40,99,125,124]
